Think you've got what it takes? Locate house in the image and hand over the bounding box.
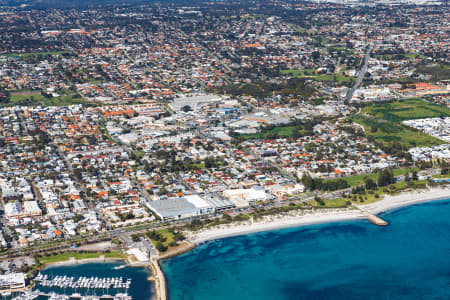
[23,201,42,217]
[4,201,22,220]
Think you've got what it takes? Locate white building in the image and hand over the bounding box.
[0,273,25,291]
[223,186,272,207]
[184,195,213,214]
[23,201,42,217]
[4,202,22,219]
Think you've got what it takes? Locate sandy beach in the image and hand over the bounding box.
[358,186,450,214]
[189,186,450,244]
[189,208,366,244]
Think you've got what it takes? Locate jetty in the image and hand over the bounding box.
[353,204,389,226]
[366,213,388,226]
[149,241,195,300]
[150,259,167,300]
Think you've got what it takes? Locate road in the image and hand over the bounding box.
[5,166,440,258]
[5,192,317,257]
[346,45,372,101]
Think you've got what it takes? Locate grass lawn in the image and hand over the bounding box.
[281,69,316,76]
[282,68,355,83]
[191,162,205,169]
[432,174,450,179]
[38,251,126,265]
[362,98,450,122]
[308,198,349,208]
[344,180,429,205]
[2,51,72,60]
[42,94,90,106]
[5,90,91,107]
[375,53,427,60]
[239,125,305,140]
[326,46,357,56]
[312,179,429,208]
[85,77,106,84]
[353,99,450,148]
[9,91,46,103]
[147,229,182,252]
[326,168,419,188]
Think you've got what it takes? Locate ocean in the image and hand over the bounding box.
[162,199,450,300]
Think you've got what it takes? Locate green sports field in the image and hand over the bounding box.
[353,99,450,148]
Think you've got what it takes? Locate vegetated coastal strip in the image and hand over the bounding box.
[187,186,450,244]
[37,251,127,267]
[41,256,126,268]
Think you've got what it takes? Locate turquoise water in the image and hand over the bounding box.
[162,200,450,300]
[37,262,154,299]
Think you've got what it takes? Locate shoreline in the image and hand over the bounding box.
[357,187,450,214]
[188,186,450,245]
[157,187,450,300]
[31,186,450,300]
[189,209,366,244]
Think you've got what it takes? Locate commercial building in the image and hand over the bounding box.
[223,186,272,207]
[0,273,25,291]
[146,198,199,220]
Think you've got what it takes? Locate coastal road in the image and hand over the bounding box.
[7,166,440,257]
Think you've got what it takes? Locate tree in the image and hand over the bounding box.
[173,231,185,241]
[364,177,377,190]
[155,241,167,252]
[222,214,232,222]
[302,174,314,190]
[190,219,202,227]
[131,234,141,242]
[182,105,192,112]
[314,196,325,206]
[377,169,394,187]
[312,51,320,60]
[440,160,449,175]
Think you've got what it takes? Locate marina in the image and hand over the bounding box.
[8,290,130,300]
[35,274,131,291]
[33,262,153,300]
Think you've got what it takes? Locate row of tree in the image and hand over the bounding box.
[303,168,420,192]
[302,174,350,191]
